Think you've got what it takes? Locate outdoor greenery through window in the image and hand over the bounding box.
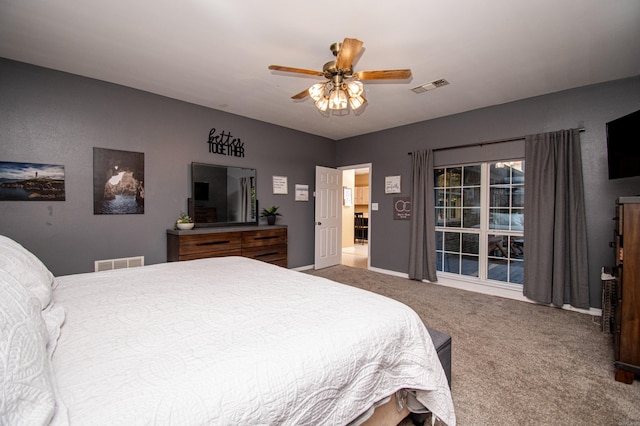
[434,161,524,286]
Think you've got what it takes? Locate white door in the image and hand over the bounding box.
[314,166,342,269]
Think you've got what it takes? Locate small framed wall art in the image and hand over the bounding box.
[295,184,309,201]
[343,187,353,206]
[385,175,401,194]
[272,175,288,194]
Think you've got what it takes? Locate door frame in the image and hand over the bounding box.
[339,163,372,269]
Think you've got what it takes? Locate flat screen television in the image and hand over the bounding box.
[189,162,257,227]
[606,109,640,180]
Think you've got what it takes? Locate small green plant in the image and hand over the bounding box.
[260,206,281,225]
[174,211,194,229]
[260,206,281,217]
[176,211,194,223]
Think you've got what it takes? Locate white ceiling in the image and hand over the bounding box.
[1,1,639,140]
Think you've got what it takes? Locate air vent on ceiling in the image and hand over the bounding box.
[411,78,450,94]
[94,256,144,272]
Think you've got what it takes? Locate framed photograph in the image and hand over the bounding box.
[343,187,353,206]
[295,184,309,201]
[93,147,144,214]
[385,175,401,194]
[0,161,66,201]
[272,176,288,194]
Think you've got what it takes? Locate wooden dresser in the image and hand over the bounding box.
[167,225,287,268]
[612,197,640,384]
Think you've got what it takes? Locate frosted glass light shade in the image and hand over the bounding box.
[328,89,348,110]
[346,80,364,97]
[309,83,325,101]
[349,94,366,110]
[315,96,329,111]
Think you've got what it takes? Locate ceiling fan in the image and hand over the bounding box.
[268,38,411,113]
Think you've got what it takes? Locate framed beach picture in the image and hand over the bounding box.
[0,161,66,201]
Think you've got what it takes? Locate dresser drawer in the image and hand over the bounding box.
[167,226,287,267]
[242,228,287,248]
[168,232,241,261]
[242,244,288,266]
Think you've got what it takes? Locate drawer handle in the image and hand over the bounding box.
[255,252,278,258]
[197,240,231,246]
[254,236,278,241]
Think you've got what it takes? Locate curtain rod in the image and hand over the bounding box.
[407,127,585,155]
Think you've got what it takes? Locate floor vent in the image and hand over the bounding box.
[94,256,144,272]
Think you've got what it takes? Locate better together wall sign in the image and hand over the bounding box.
[207,127,245,158]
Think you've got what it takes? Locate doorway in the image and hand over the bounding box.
[339,164,370,269]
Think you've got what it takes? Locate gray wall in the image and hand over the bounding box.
[0,58,335,274]
[3,56,639,308]
[336,76,640,308]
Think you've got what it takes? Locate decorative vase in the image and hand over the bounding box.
[267,216,276,225]
[177,222,195,230]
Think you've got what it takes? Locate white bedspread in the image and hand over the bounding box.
[52,257,455,425]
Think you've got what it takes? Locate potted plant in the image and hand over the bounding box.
[175,211,195,230]
[260,205,281,225]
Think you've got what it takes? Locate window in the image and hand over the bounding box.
[434,161,524,286]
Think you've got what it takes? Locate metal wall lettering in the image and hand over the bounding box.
[207,128,245,158]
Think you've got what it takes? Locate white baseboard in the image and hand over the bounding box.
[368,266,601,317]
[292,264,314,272]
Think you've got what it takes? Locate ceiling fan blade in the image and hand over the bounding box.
[291,88,310,100]
[354,69,412,80]
[335,38,363,70]
[268,65,324,77]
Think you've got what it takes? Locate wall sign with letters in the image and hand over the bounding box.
[272,176,288,194]
[393,197,411,220]
[385,175,401,194]
[207,127,245,158]
[295,184,309,201]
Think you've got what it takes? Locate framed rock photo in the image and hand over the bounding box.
[93,148,144,214]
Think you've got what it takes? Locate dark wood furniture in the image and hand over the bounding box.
[354,213,368,244]
[612,196,640,384]
[167,225,287,267]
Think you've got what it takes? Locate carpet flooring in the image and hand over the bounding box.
[305,265,640,426]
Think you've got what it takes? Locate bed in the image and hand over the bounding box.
[0,235,455,425]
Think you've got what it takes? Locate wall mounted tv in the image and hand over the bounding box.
[606,108,640,180]
[189,162,257,227]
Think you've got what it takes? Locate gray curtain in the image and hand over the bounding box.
[409,150,437,282]
[523,129,589,308]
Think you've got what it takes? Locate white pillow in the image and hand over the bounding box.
[0,273,57,425]
[42,302,66,359]
[0,235,54,309]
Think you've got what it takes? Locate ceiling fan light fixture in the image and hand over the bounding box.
[345,80,364,97]
[269,37,412,115]
[349,94,366,110]
[328,88,348,110]
[309,83,326,101]
[315,96,329,112]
